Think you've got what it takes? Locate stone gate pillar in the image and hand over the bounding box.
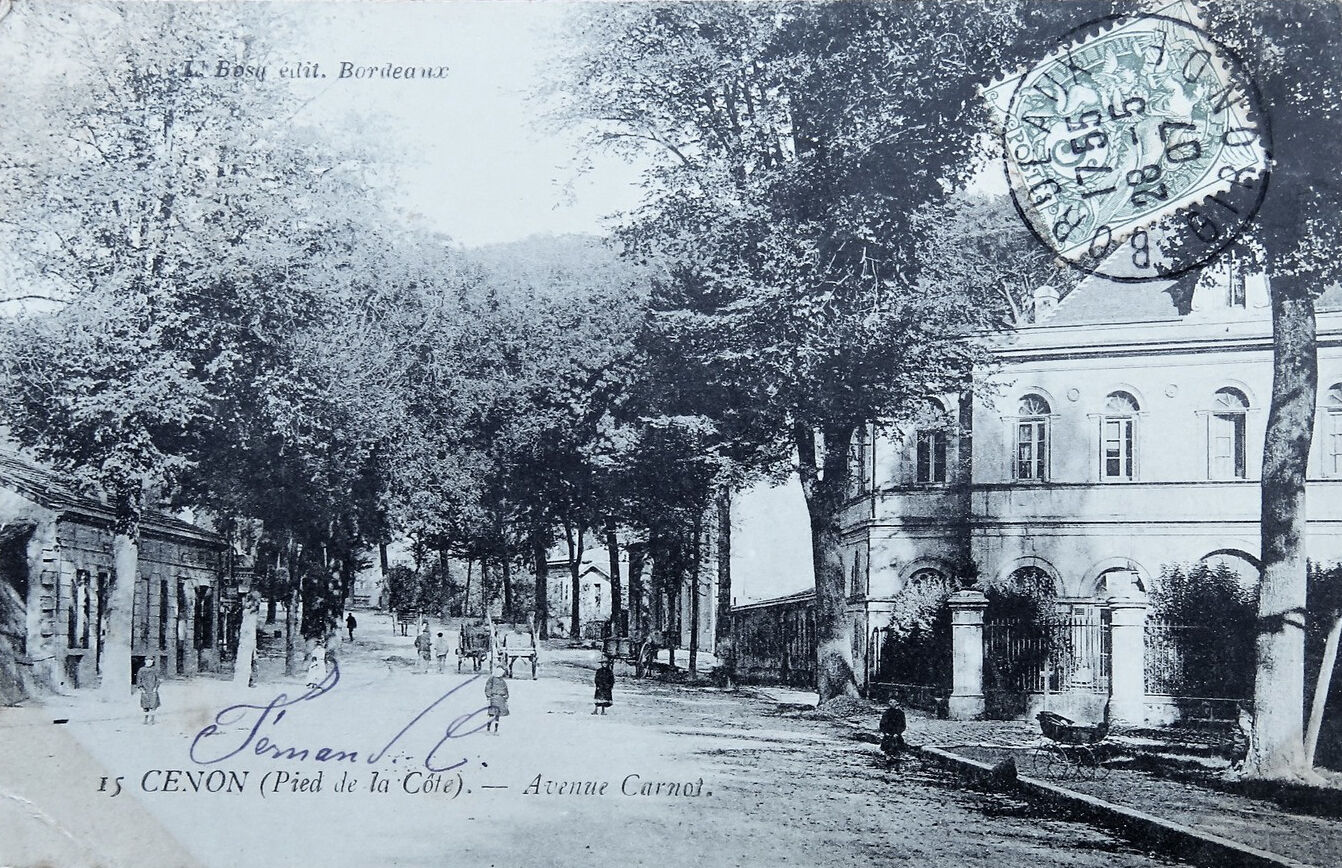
[948,589,988,720]
[1107,594,1149,726]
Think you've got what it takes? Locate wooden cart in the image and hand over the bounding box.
[456,622,492,673]
[602,633,653,677]
[497,618,539,679]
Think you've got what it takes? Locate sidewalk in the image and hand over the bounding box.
[747,687,1340,868]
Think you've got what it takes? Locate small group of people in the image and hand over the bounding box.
[413,624,455,674]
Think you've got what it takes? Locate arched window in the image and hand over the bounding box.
[1327,384,1342,477]
[1015,394,1051,481]
[916,399,950,484]
[1209,388,1249,479]
[909,567,946,587]
[1101,391,1139,480]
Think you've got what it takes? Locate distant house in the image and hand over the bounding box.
[0,451,230,700]
[546,559,611,637]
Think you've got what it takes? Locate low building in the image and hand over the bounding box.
[0,451,229,699]
[546,558,613,638]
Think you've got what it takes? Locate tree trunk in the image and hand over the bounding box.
[667,580,678,669]
[232,594,258,685]
[480,558,491,619]
[1305,610,1342,768]
[379,541,390,578]
[628,542,646,638]
[606,521,622,636]
[689,518,701,675]
[501,545,514,624]
[463,559,473,619]
[439,545,452,619]
[284,580,299,678]
[796,422,859,704]
[265,598,276,624]
[533,531,549,639]
[97,530,139,698]
[715,487,732,649]
[1248,279,1317,779]
[565,521,583,638]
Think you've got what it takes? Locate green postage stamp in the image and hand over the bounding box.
[983,0,1270,279]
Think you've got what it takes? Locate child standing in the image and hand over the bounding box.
[484,667,509,734]
[136,657,160,725]
[593,658,615,715]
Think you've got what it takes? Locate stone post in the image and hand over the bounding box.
[948,589,988,720]
[1107,594,1149,726]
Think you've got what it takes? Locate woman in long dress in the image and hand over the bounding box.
[593,658,615,715]
[136,657,161,725]
[484,667,509,734]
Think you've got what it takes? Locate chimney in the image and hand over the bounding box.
[1032,284,1060,323]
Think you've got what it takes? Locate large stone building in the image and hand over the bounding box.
[0,451,230,700]
[733,268,1342,722]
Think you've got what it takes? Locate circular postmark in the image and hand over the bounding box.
[987,9,1271,282]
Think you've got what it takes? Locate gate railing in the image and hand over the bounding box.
[985,617,1111,694]
[1144,618,1250,699]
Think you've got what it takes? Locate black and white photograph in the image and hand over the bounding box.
[1,1,1340,865]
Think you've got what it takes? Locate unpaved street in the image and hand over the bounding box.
[2,613,1187,867]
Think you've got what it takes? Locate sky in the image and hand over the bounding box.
[282,0,649,247]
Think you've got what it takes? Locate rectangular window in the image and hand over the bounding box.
[159,579,169,651]
[1101,418,1134,480]
[195,586,213,649]
[1227,271,1246,308]
[1210,413,1247,479]
[68,571,90,649]
[1015,420,1047,480]
[1329,412,1342,477]
[915,430,948,483]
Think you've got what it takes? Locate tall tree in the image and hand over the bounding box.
[1204,0,1342,780]
[555,2,1022,701]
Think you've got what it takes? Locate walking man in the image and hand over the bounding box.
[435,631,450,673]
[414,625,432,674]
[345,612,357,642]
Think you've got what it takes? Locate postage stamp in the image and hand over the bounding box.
[983,0,1270,281]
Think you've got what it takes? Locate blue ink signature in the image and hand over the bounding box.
[189,660,492,772]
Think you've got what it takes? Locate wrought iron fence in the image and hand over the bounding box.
[985,617,1111,694]
[1144,618,1250,699]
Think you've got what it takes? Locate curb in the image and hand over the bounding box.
[918,745,1312,868]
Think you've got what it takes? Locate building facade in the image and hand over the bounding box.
[0,452,229,699]
[732,270,1342,721]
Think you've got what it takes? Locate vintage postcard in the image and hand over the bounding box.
[1,1,1341,866]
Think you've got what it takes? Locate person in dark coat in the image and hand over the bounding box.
[413,627,432,674]
[880,698,907,761]
[484,667,510,734]
[345,612,357,642]
[136,658,161,725]
[593,658,615,715]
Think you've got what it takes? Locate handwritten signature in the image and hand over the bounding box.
[189,661,491,773]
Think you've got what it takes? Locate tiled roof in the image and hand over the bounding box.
[0,450,222,545]
[1317,284,1342,311]
[1042,267,1342,327]
[1041,273,1187,326]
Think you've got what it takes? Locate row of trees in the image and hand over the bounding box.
[549,0,1342,783]
[2,2,1338,782]
[0,3,738,685]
